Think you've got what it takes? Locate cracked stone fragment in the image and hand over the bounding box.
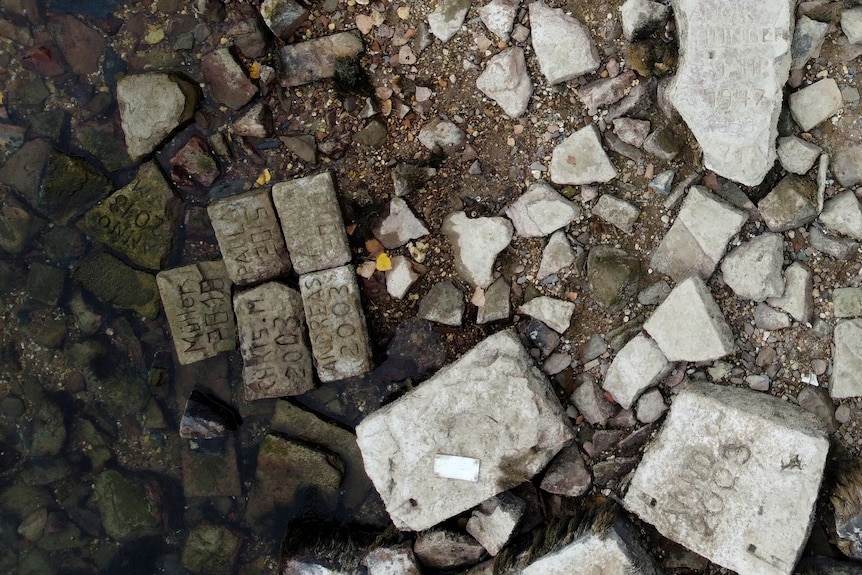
[833,288,862,319]
[427,0,470,43]
[790,78,842,132]
[587,245,641,310]
[518,296,575,334]
[356,330,573,531]
[386,255,420,299]
[476,278,511,324]
[363,545,421,575]
[603,332,671,410]
[442,211,513,288]
[505,182,579,237]
[819,190,862,240]
[650,186,746,282]
[624,382,829,575]
[540,445,591,497]
[537,230,575,280]
[832,145,862,188]
[465,494,525,556]
[478,0,518,41]
[720,233,785,301]
[777,135,821,175]
[279,32,364,88]
[374,197,429,249]
[259,0,309,40]
[550,124,618,185]
[767,262,813,323]
[476,47,533,119]
[418,119,466,156]
[643,276,734,362]
[792,16,829,70]
[118,74,197,156]
[529,1,600,85]
[667,0,794,185]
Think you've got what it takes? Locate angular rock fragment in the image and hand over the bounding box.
[643,276,734,362]
[233,101,273,138]
[505,182,580,238]
[755,302,792,331]
[300,265,372,382]
[592,194,640,234]
[843,7,862,45]
[621,0,670,40]
[643,126,682,161]
[667,0,794,185]
[259,0,309,40]
[576,70,637,114]
[50,15,105,76]
[540,444,591,497]
[157,260,236,364]
[201,48,257,110]
[624,383,829,575]
[790,78,842,132]
[442,211,513,288]
[650,186,746,282]
[820,190,862,240]
[834,288,862,318]
[0,190,42,254]
[613,117,651,148]
[537,230,575,279]
[636,388,667,423]
[476,47,532,119]
[280,32,364,87]
[356,331,573,531]
[391,163,436,196]
[587,245,640,310]
[169,135,220,188]
[427,0,470,43]
[478,0,518,41]
[833,145,862,188]
[466,494,525,556]
[418,119,466,156]
[792,16,829,70]
[179,389,240,439]
[777,135,821,175]
[476,278,510,324]
[181,522,242,575]
[832,319,862,399]
[518,296,575,334]
[767,262,813,323]
[603,332,670,410]
[720,233,785,301]
[37,149,112,225]
[572,374,618,426]
[530,1,600,85]
[418,281,464,326]
[75,252,160,319]
[363,545,421,575]
[550,124,618,185]
[758,174,819,232]
[93,470,162,542]
[374,197,429,249]
[386,255,420,299]
[414,530,484,570]
[272,172,351,275]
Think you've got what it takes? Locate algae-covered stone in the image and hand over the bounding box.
[79,162,181,270]
[181,522,241,574]
[587,245,641,310]
[93,470,161,542]
[74,253,160,319]
[38,149,111,224]
[74,119,135,173]
[758,175,819,232]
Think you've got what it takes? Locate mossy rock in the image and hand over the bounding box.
[92,469,161,542]
[180,522,241,574]
[73,253,160,319]
[587,246,641,311]
[38,149,111,225]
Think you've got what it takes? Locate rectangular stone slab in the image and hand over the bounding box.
[208,188,292,285]
[356,330,574,531]
[272,172,351,275]
[624,382,828,575]
[299,265,372,382]
[234,282,313,400]
[157,260,236,365]
[279,31,363,88]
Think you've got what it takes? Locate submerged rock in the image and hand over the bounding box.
[93,470,162,542]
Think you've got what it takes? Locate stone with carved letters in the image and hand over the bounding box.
[668,0,795,186]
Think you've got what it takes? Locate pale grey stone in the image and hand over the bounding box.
[791,16,829,69]
[643,276,735,362]
[842,7,862,44]
[476,278,510,324]
[374,197,429,249]
[117,73,198,161]
[720,233,785,301]
[592,194,640,233]
[537,230,575,279]
[643,126,682,161]
[809,226,857,259]
[505,182,580,237]
[571,374,617,425]
[621,0,670,40]
[476,47,532,119]
[518,296,575,334]
[832,145,862,188]
[386,255,420,300]
[603,333,671,410]
[668,0,794,186]
[587,245,641,310]
[442,211,513,288]
[768,262,813,323]
[260,0,308,39]
[414,530,483,570]
[624,383,829,575]
[418,119,466,156]
[613,117,651,148]
[542,352,572,375]
[208,188,292,285]
[777,136,821,175]
[157,260,236,365]
[758,174,819,232]
[478,0,518,41]
[418,281,464,326]
[832,319,862,398]
[790,78,843,131]
[279,32,364,87]
[638,280,671,306]
[356,331,574,531]
[635,388,667,423]
[820,190,862,240]
[754,302,792,330]
[529,1,600,85]
[833,287,862,318]
[234,283,313,400]
[550,124,618,185]
[427,0,470,42]
[299,265,372,382]
[649,169,675,195]
[272,172,350,275]
[466,494,525,556]
[650,186,746,282]
[746,374,771,391]
[363,545,421,575]
[539,445,591,497]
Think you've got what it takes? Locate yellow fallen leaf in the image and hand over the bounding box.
[249,61,261,80]
[255,168,272,186]
[0,92,4,105]
[376,252,392,272]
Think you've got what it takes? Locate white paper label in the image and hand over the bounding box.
[433,454,480,482]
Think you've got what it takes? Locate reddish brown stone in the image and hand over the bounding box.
[169,135,220,188]
[21,44,66,76]
[201,48,256,110]
[50,15,106,76]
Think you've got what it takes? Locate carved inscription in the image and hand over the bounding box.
[234,283,313,400]
[157,260,236,365]
[272,172,351,275]
[208,188,292,285]
[299,265,372,382]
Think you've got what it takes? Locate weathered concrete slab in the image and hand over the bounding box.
[234,283,313,400]
[530,1,600,85]
[356,331,573,531]
[603,332,671,410]
[832,319,862,399]
[300,265,372,382]
[650,186,746,282]
[550,124,618,185]
[505,182,580,238]
[767,262,813,323]
[667,0,794,186]
[720,233,785,301]
[643,276,735,362]
[279,32,363,87]
[272,172,351,275]
[157,261,236,364]
[209,188,292,285]
[624,382,829,575]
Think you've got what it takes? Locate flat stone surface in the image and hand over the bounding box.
[810,226,857,259]
[621,0,670,40]
[539,444,591,497]
[842,7,862,44]
[790,78,842,132]
[74,253,160,319]
[272,172,351,275]
[356,331,573,531]
[208,188,292,285]
[465,494,525,556]
[832,145,862,188]
[777,135,821,175]
[374,197,429,249]
[832,319,862,399]
[644,276,735,362]
[754,302,792,330]
[586,245,640,310]
[300,265,372,382]
[530,1,600,85]
[157,260,236,364]
[427,0,470,43]
[759,174,820,232]
[669,0,793,185]
[279,32,364,87]
[260,0,309,39]
[767,261,813,323]
[478,0,518,41]
[592,194,640,234]
[833,287,862,318]
[537,230,575,279]
[518,296,575,334]
[820,190,862,240]
[572,374,618,425]
[650,186,746,282]
[636,388,667,423]
[624,382,829,575]
[442,211,513,288]
[418,280,464,326]
[476,278,510,324]
[117,73,198,161]
[720,233,785,301]
[603,332,671,410]
[234,283,313,400]
[792,16,828,70]
[476,47,532,119]
[505,182,580,237]
[549,124,618,185]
